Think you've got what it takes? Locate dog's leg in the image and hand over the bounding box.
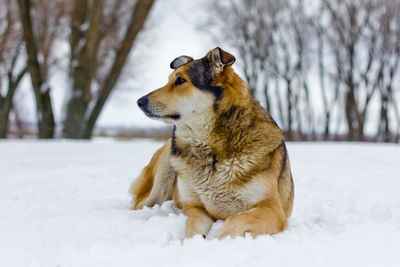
[183,204,214,238]
[130,165,153,209]
[209,199,286,239]
[131,139,174,209]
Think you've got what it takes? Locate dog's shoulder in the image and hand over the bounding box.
[213,100,283,155]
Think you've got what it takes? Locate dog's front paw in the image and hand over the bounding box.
[184,232,206,239]
[207,227,245,240]
[206,230,224,240]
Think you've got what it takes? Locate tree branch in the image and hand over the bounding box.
[82,0,155,138]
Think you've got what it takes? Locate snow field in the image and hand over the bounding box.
[0,140,399,267]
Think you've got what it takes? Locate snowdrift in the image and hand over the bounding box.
[1,140,399,267]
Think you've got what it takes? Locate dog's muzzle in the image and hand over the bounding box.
[137,95,180,120]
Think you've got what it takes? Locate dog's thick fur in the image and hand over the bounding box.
[131,47,294,239]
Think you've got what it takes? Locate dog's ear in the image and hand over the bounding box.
[170,56,194,69]
[207,47,236,69]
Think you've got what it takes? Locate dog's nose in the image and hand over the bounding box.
[137,96,148,108]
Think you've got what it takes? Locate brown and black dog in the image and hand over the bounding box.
[130,47,294,239]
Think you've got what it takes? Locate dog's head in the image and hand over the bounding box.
[137,47,237,124]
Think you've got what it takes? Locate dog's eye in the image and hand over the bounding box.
[175,77,186,86]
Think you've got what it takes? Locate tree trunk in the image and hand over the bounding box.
[0,68,27,138]
[275,78,285,129]
[303,80,314,140]
[0,110,8,138]
[12,102,25,138]
[17,0,55,138]
[0,94,15,138]
[345,91,356,141]
[81,0,155,139]
[378,93,390,142]
[262,68,270,112]
[264,82,270,112]
[317,30,331,140]
[286,79,293,140]
[63,0,100,138]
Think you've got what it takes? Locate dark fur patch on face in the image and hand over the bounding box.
[186,57,223,101]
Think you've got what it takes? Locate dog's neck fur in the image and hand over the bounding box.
[173,68,262,154]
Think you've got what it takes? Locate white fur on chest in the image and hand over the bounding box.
[171,140,269,219]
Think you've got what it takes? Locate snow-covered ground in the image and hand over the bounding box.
[1,140,400,267]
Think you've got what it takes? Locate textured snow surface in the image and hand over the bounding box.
[1,140,400,267]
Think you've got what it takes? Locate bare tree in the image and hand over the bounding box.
[0,0,27,138]
[209,0,313,140]
[209,0,277,100]
[209,0,400,142]
[14,0,153,139]
[63,0,155,139]
[324,0,400,141]
[17,0,69,138]
[374,0,400,142]
[267,0,313,140]
[325,0,375,140]
[313,3,337,139]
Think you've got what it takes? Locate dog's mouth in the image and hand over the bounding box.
[144,111,180,120]
[141,107,180,121]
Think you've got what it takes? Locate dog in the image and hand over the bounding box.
[130,47,294,239]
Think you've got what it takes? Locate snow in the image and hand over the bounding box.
[1,140,400,267]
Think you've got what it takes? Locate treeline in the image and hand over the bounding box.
[209,0,400,142]
[0,0,155,139]
[1,0,399,142]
